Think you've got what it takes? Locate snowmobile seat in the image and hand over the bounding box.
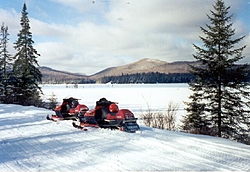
[71,100,79,108]
[101,107,117,117]
[95,107,103,121]
[96,98,113,107]
[60,103,70,117]
[101,108,109,118]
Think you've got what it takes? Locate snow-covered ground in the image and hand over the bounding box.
[0,84,250,171]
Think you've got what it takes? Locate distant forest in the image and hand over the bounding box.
[100,71,250,84]
[100,72,196,84]
[40,70,250,84]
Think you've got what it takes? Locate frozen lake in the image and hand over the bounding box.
[41,83,191,122]
[41,82,250,131]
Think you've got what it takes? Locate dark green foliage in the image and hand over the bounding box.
[0,23,15,103]
[101,72,195,84]
[12,3,43,106]
[183,0,250,144]
[78,78,96,84]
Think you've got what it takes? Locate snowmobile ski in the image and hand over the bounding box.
[72,122,88,131]
[46,114,59,122]
[46,114,78,121]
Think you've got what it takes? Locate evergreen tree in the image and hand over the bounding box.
[13,3,43,106]
[0,23,14,103]
[183,0,250,143]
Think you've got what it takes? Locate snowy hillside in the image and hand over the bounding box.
[0,104,250,171]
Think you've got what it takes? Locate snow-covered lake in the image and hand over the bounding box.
[41,83,191,121]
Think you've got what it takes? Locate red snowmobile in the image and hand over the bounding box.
[46,97,89,121]
[72,98,140,133]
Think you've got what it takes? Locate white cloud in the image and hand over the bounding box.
[0,8,20,36]
[1,0,249,74]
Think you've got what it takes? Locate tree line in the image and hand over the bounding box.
[100,72,196,84]
[0,3,42,106]
[100,70,250,84]
[41,76,95,84]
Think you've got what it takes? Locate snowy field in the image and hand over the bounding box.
[0,84,250,171]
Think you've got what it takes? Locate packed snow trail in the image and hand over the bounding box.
[0,104,250,171]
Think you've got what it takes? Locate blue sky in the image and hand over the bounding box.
[0,0,250,75]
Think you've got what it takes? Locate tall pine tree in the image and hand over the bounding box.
[0,23,14,103]
[13,3,43,106]
[183,0,250,143]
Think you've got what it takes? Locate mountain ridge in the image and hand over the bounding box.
[89,58,199,80]
[39,58,199,83]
